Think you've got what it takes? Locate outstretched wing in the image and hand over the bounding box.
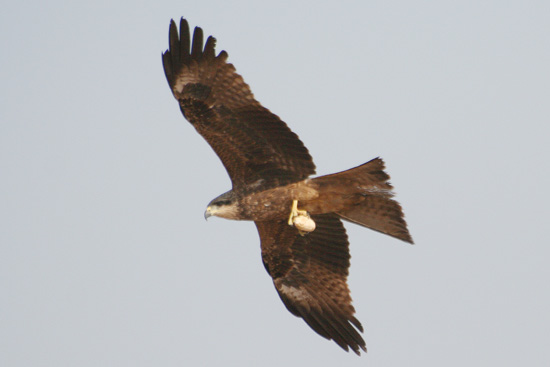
[256,214,366,355]
[162,18,316,192]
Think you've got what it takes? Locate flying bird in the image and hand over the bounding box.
[162,18,413,355]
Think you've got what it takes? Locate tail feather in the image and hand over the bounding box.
[313,157,393,192]
[337,196,413,243]
[314,158,413,244]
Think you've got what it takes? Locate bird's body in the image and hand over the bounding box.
[162,18,413,355]
[207,160,412,243]
[206,180,317,221]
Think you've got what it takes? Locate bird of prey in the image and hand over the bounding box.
[162,18,413,355]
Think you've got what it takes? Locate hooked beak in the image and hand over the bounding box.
[204,206,212,220]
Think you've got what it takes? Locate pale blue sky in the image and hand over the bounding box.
[1,1,549,366]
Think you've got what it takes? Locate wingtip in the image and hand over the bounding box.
[401,231,415,244]
[190,26,204,57]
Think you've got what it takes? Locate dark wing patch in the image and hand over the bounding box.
[256,214,366,355]
[162,18,316,192]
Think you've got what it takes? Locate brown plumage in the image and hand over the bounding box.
[162,18,413,355]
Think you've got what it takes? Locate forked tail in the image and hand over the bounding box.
[313,158,413,244]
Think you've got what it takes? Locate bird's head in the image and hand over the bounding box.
[204,191,240,220]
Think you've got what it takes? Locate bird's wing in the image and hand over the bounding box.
[162,18,316,192]
[255,214,366,355]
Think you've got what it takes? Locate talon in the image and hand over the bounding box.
[288,199,316,233]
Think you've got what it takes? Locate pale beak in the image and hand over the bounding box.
[204,206,212,220]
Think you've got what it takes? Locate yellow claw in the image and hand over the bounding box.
[288,199,316,234]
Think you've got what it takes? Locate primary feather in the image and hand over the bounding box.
[162,18,315,193]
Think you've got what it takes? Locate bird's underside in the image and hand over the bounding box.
[162,18,413,355]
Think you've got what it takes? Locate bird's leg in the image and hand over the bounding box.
[288,199,298,225]
[288,199,308,225]
[288,199,316,234]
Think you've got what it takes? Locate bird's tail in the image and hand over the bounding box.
[312,158,413,243]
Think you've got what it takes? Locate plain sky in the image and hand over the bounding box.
[1,1,549,366]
